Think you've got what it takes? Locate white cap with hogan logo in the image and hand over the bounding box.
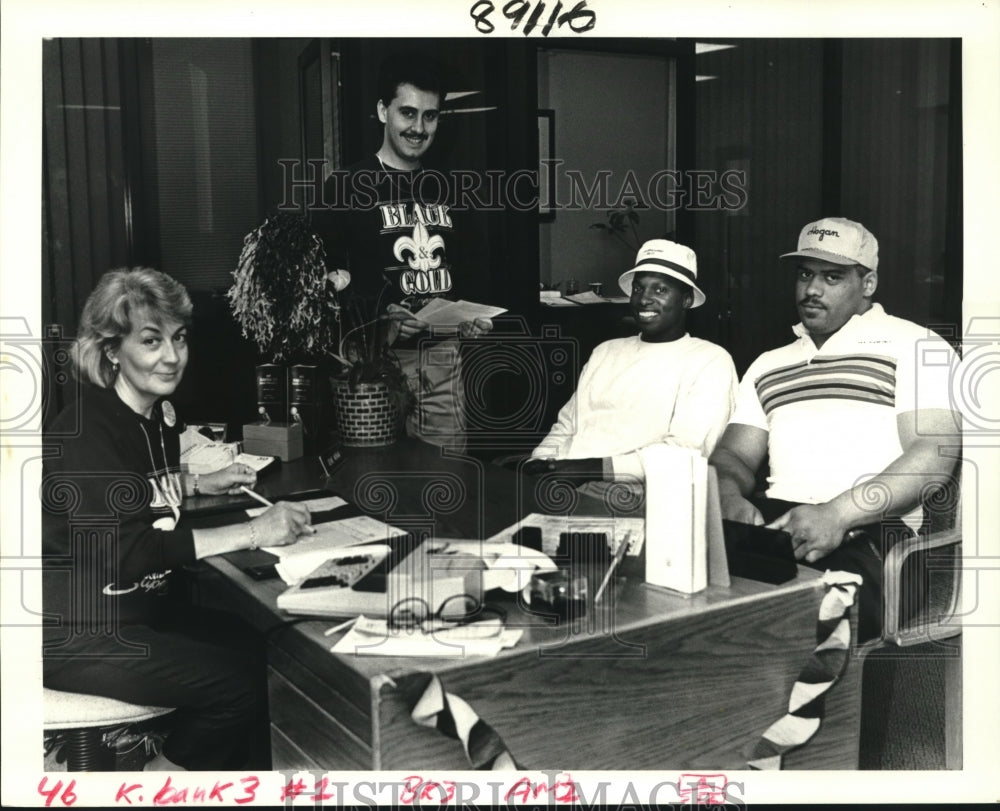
[780,217,879,272]
[617,239,706,307]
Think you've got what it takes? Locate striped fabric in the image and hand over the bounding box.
[410,674,520,770]
[755,354,897,417]
[747,570,863,770]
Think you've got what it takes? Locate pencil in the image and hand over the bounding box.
[594,531,631,603]
[240,486,274,508]
[240,486,316,534]
[324,617,358,637]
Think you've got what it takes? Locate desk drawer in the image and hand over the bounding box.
[268,666,372,770]
[271,725,320,771]
[268,641,372,743]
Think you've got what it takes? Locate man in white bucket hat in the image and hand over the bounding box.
[709,217,961,640]
[527,238,737,483]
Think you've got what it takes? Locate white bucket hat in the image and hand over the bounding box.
[617,239,705,308]
[779,217,879,272]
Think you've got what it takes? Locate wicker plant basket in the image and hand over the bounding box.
[332,378,402,447]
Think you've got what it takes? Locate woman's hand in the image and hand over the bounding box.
[248,501,314,548]
[198,463,258,496]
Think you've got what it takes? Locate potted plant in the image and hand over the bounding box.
[227,212,414,446]
[328,284,416,447]
[228,211,340,362]
[589,200,642,253]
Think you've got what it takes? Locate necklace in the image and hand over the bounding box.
[376,154,415,203]
[139,416,182,513]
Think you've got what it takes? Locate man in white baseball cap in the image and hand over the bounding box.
[524,238,737,484]
[709,217,961,640]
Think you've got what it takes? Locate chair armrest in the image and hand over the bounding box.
[882,526,962,643]
[493,453,532,470]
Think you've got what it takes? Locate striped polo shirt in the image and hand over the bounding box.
[730,304,956,510]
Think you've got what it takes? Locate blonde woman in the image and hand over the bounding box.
[42,267,312,770]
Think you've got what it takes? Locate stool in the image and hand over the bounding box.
[43,688,174,771]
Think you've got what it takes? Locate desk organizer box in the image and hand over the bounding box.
[332,379,401,447]
[242,421,304,461]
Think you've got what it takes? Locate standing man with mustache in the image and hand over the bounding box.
[709,217,961,641]
[526,239,738,483]
[314,52,489,452]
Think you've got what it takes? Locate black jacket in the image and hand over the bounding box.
[42,384,196,644]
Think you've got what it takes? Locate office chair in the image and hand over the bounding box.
[862,465,963,770]
[43,688,173,771]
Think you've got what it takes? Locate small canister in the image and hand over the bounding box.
[529,569,588,621]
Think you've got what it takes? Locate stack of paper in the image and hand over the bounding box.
[180,428,275,474]
[412,298,507,327]
[539,296,579,307]
[180,438,239,474]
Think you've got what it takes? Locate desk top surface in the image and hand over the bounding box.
[188,439,824,682]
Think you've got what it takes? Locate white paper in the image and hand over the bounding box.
[330,615,523,658]
[412,298,507,327]
[424,539,557,593]
[640,444,707,595]
[180,440,239,474]
[259,514,404,585]
[485,513,643,558]
[245,494,349,518]
[564,291,612,304]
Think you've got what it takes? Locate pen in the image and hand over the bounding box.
[594,531,632,604]
[240,486,316,534]
[240,486,274,508]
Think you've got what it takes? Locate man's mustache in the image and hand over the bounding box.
[799,298,826,309]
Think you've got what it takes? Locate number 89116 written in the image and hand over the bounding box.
[470,0,596,36]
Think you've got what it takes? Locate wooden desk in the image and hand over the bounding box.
[188,441,862,771]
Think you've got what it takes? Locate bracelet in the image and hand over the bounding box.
[248,521,258,551]
[192,473,200,496]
